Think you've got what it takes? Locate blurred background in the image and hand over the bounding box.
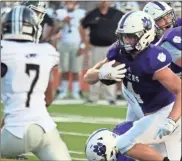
[1,1,181,160]
[1,1,181,105]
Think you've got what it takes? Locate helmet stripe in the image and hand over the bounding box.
[12,8,16,33]
[152,1,165,11]
[120,11,136,28]
[19,7,23,34]
[15,6,21,33]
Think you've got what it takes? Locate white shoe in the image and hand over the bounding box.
[72,93,81,100]
[58,92,67,99]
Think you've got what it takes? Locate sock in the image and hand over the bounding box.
[163,157,170,161]
[60,80,69,94]
[72,81,80,95]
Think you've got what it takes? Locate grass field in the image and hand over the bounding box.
[0,102,127,161]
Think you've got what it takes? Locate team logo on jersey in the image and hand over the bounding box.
[157,52,166,62]
[173,36,181,43]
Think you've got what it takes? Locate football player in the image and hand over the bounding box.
[1,6,71,161]
[120,1,182,123]
[84,11,181,161]
[121,1,182,123]
[21,0,47,43]
[85,121,172,161]
[143,1,182,44]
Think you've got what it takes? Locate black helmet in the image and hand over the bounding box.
[21,0,46,24]
[2,6,40,42]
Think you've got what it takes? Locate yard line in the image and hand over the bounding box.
[25,150,84,156]
[53,99,127,107]
[59,131,90,137]
[52,114,124,125]
[69,151,85,155]
[72,157,87,161]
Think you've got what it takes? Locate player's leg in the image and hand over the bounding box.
[58,43,70,99]
[33,128,71,161]
[88,46,101,103]
[116,102,178,161]
[1,128,25,157]
[70,44,81,99]
[122,83,144,121]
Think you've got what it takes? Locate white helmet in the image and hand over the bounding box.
[120,2,140,13]
[85,128,118,161]
[143,1,176,37]
[115,11,155,52]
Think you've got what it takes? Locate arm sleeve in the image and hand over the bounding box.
[160,41,181,63]
[147,46,172,74]
[81,11,92,28]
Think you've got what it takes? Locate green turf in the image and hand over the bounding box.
[1,103,127,160]
[57,122,115,133]
[48,104,127,118]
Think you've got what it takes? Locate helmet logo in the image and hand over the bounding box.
[93,142,106,156]
[142,17,152,30]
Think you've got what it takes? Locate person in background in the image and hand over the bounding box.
[80,1,124,105]
[56,1,86,99]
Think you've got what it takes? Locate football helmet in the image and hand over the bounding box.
[85,128,119,161]
[143,1,176,37]
[21,0,46,24]
[2,6,40,42]
[115,11,155,53]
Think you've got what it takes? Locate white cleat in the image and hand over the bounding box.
[58,92,67,99]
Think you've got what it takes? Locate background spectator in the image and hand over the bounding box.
[80,1,124,104]
[56,1,86,99]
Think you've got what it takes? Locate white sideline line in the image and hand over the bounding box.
[52,114,124,125]
[72,158,87,161]
[53,99,127,106]
[59,131,90,137]
[25,150,85,155]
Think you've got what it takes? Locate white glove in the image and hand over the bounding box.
[99,60,127,81]
[155,118,176,139]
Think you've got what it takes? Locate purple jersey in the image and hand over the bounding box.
[157,26,182,50]
[157,26,182,74]
[152,18,182,44]
[112,122,135,161]
[107,43,175,114]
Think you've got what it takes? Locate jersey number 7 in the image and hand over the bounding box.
[25,64,40,107]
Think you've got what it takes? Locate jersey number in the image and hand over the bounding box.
[127,82,144,104]
[25,64,40,107]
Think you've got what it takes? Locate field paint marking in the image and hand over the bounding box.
[25,150,84,156]
[59,131,90,137]
[72,158,87,161]
[53,99,127,107]
[52,114,124,125]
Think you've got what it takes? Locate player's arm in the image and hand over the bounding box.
[153,67,181,121]
[175,57,182,67]
[84,58,109,84]
[84,58,126,85]
[45,65,60,107]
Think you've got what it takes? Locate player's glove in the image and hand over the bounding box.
[99,60,127,82]
[155,118,176,139]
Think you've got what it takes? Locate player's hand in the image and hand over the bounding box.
[99,60,127,81]
[106,147,118,161]
[155,118,176,139]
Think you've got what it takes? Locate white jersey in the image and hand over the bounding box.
[56,8,86,44]
[1,40,59,138]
